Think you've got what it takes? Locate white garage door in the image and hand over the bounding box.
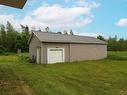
[47,48,65,64]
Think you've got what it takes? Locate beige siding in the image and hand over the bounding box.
[70,44,107,62]
[40,43,44,64]
[29,36,107,64]
[42,43,70,63]
[29,35,41,60]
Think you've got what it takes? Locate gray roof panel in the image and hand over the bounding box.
[33,31,107,44]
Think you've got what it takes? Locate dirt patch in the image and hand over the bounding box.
[22,83,33,95]
[120,90,127,95]
[0,80,33,95]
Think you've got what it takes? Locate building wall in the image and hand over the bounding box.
[29,36,107,64]
[40,43,44,64]
[42,43,70,63]
[29,35,41,60]
[70,44,107,62]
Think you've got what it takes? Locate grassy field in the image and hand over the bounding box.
[1,52,127,95]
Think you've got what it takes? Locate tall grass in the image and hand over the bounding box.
[1,52,127,95]
[1,51,127,63]
[18,53,29,63]
[107,51,127,60]
[0,55,18,62]
[0,53,28,63]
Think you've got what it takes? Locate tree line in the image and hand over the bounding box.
[0,23,74,54]
[0,21,29,53]
[97,35,127,51]
[0,21,127,54]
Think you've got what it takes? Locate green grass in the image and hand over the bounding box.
[1,52,127,95]
[108,51,127,60]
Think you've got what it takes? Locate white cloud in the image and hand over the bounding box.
[75,32,103,37]
[65,0,70,3]
[75,0,100,8]
[0,15,20,28]
[21,2,99,29]
[0,0,99,30]
[117,18,127,27]
[65,0,100,8]
[0,15,14,25]
[26,4,93,28]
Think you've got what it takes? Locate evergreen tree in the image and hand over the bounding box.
[107,36,118,51]
[20,25,29,52]
[1,21,127,53]
[63,30,68,35]
[45,27,50,32]
[97,35,105,41]
[70,30,74,35]
[15,33,22,50]
[6,21,17,51]
[0,24,6,48]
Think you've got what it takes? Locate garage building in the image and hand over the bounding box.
[28,31,107,64]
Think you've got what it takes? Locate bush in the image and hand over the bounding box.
[107,52,127,60]
[108,55,127,60]
[18,53,29,63]
[0,46,5,54]
[29,55,36,63]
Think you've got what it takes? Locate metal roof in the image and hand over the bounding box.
[31,31,107,45]
[0,0,27,9]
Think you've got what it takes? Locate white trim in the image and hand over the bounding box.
[47,48,65,64]
[36,47,41,64]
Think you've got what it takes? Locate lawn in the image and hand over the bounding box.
[0,52,127,95]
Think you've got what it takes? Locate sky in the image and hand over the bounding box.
[0,0,127,38]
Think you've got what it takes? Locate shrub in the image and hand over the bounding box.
[18,53,29,63]
[0,46,5,54]
[29,55,36,63]
[107,52,127,60]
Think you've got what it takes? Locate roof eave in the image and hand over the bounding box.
[0,0,27,9]
[27,32,34,45]
[41,41,107,45]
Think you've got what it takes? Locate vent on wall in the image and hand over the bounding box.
[0,0,27,9]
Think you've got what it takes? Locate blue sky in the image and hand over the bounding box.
[0,0,127,38]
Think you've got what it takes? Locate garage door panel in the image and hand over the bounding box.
[47,48,65,64]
